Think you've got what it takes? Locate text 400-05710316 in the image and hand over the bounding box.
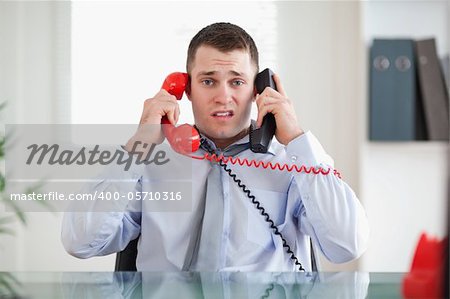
[8,191,183,201]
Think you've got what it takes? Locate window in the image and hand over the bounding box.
[71,1,278,124]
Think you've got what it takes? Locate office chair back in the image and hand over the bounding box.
[115,237,139,271]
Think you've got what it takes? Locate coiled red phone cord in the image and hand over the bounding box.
[188,153,342,179]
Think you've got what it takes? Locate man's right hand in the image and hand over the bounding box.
[124,89,180,154]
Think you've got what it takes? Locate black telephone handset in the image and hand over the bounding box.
[250,68,277,153]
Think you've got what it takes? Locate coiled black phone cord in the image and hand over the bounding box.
[260,283,275,299]
[201,138,305,272]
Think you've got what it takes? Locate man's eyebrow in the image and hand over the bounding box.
[196,70,247,77]
[229,70,246,77]
[197,71,216,77]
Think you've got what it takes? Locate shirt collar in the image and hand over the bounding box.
[198,126,276,156]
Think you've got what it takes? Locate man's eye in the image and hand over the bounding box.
[202,79,214,86]
[232,80,244,86]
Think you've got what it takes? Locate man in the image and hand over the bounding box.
[62,22,369,271]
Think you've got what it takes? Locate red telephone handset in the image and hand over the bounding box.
[160,72,200,155]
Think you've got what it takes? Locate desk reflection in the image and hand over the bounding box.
[61,272,370,299]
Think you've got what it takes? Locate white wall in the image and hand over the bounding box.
[359,0,449,272]
[361,143,447,272]
[0,1,116,271]
[277,1,363,271]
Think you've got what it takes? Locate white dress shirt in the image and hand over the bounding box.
[62,131,369,271]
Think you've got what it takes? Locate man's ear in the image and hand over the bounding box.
[185,75,192,101]
[252,70,258,101]
[252,85,258,101]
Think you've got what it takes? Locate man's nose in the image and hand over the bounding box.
[213,83,232,104]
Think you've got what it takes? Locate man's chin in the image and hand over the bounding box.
[204,127,250,144]
[198,128,234,140]
[204,131,234,141]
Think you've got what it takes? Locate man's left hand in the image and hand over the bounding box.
[255,73,304,145]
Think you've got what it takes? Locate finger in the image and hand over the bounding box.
[256,93,286,110]
[258,87,286,105]
[258,96,286,108]
[255,92,274,107]
[157,89,171,97]
[174,104,180,124]
[159,95,178,104]
[141,101,178,125]
[256,103,277,128]
[272,73,287,97]
[255,93,263,109]
[254,93,260,103]
[164,100,180,125]
[255,95,264,128]
[155,89,179,104]
[166,108,176,125]
[256,109,265,129]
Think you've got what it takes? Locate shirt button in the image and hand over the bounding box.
[291,155,298,162]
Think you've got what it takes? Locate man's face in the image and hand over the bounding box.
[187,45,256,147]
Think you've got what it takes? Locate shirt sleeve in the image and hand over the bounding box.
[286,131,369,263]
[61,146,144,259]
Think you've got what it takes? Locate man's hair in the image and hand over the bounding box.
[186,22,259,73]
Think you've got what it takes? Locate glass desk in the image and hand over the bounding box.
[1,272,405,299]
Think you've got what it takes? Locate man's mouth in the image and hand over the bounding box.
[211,110,234,118]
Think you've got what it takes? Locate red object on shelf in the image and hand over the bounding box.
[402,232,448,298]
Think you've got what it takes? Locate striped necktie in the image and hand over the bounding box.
[182,138,250,271]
